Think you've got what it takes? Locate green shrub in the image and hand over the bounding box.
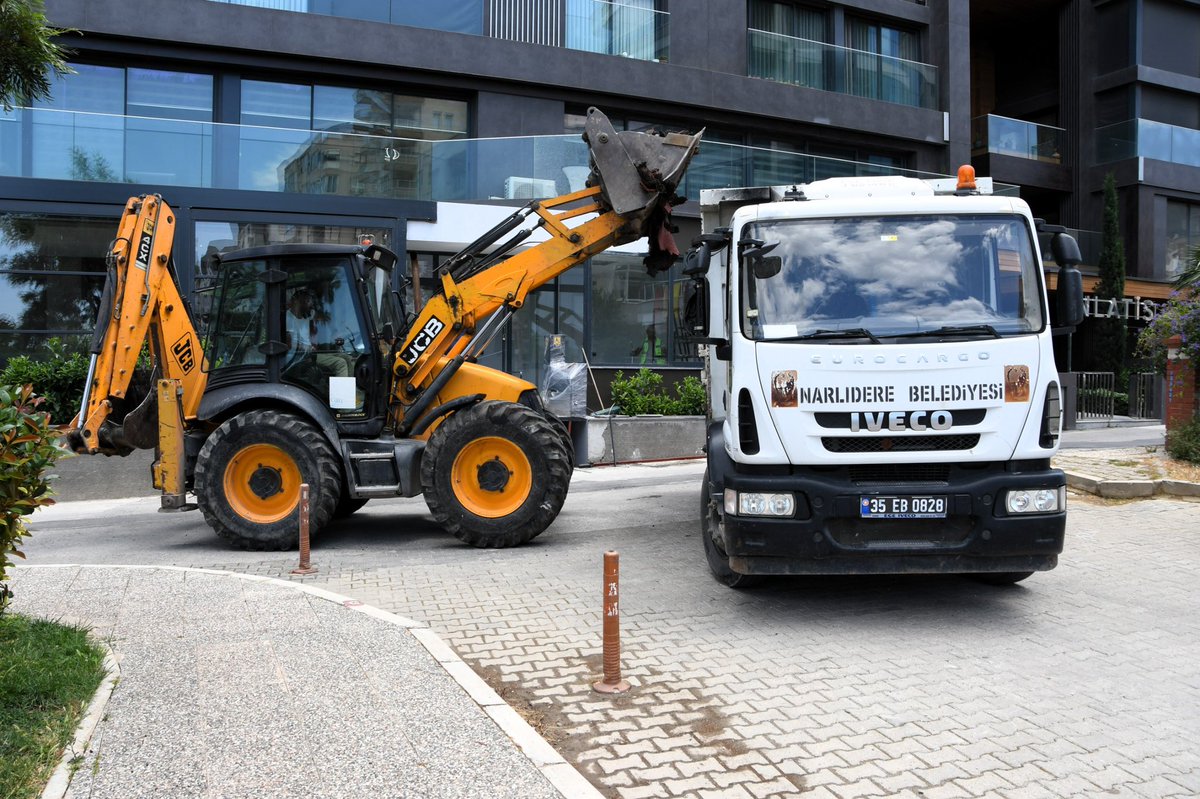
[1166,416,1200,464]
[1077,387,1129,417]
[0,384,61,614]
[609,369,707,416]
[0,339,89,426]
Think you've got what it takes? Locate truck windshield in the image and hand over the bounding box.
[741,214,1044,341]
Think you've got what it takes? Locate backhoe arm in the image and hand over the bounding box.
[392,107,703,431]
[70,195,207,454]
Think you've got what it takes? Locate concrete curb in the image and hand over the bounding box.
[23,564,603,799]
[1062,470,1200,499]
[40,642,121,799]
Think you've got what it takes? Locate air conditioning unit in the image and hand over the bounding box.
[504,176,558,199]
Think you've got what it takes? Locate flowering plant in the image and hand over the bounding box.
[1136,288,1200,373]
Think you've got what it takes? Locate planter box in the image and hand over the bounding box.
[581,415,706,465]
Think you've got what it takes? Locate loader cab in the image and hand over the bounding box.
[203,243,398,423]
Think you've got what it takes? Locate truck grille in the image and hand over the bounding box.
[849,464,951,485]
[822,434,979,454]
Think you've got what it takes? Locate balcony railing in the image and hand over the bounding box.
[1038,227,1101,269]
[207,0,668,61]
[1096,119,1200,167]
[747,29,938,110]
[564,0,667,61]
[972,115,1064,164]
[0,107,1016,203]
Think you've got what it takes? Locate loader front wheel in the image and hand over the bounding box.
[195,410,340,550]
[422,401,570,548]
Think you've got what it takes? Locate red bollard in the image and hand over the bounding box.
[593,550,630,693]
[291,483,318,576]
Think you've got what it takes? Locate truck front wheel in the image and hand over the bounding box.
[422,401,571,548]
[195,409,341,550]
[701,470,762,589]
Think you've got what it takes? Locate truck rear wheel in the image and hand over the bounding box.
[702,470,762,589]
[195,409,340,550]
[422,401,571,548]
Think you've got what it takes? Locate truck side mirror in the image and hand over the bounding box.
[682,232,731,344]
[741,241,782,279]
[1052,233,1084,329]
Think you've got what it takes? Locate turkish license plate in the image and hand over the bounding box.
[860,495,948,519]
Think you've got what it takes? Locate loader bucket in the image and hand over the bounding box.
[583,107,703,225]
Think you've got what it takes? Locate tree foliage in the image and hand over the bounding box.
[0,384,61,614]
[1091,172,1127,376]
[0,0,75,111]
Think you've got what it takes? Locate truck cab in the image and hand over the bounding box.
[686,171,1084,587]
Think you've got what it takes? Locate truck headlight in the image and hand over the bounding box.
[724,489,795,517]
[1005,487,1065,514]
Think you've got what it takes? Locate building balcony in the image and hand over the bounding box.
[206,0,669,62]
[747,29,938,110]
[1096,119,1200,168]
[972,115,1064,164]
[0,107,1013,203]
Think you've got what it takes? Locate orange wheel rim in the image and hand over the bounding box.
[451,436,532,519]
[223,443,300,523]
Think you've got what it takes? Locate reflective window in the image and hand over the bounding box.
[0,213,115,364]
[1165,201,1200,280]
[742,214,1044,340]
[589,252,673,366]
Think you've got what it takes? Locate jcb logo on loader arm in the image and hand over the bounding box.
[135,218,155,272]
[172,333,196,374]
[400,317,446,366]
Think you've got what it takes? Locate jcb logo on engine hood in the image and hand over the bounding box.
[850,410,953,432]
[400,317,446,366]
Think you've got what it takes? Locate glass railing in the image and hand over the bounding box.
[207,0,485,35]
[566,0,668,61]
[206,0,668,62]
[1038,227,1101,268]
[0,107,1018,202]
[1096,119,1200,167]
[747,29,938,110]
[971,115,1064,164]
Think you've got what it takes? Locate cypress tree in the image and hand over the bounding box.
[1092,172,1127,379]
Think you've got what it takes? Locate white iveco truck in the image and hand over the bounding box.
[682,168,1085,587]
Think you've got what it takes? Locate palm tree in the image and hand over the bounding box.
[1172,244,1200,291]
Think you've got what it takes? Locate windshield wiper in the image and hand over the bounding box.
[895,324,1002,340]
[781,328,882,345]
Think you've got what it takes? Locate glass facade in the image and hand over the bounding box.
[1165,201,1200,280]
[747,5,937,109]
[0,214,115,362]
[208,0,484,34]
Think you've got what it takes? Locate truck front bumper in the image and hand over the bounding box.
[712,457,1066,576]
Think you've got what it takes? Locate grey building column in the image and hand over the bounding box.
[671,0,746,76]
[934,0,971,171]
[474,93,565,137]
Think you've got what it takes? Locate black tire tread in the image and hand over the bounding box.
[194,409,340,550]
[422,401,571,548]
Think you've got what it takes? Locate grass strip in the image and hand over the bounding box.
[0,614,106,799]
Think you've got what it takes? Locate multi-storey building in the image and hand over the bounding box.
[1,0,1197,396]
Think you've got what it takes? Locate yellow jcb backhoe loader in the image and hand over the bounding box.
[66,107,702,550]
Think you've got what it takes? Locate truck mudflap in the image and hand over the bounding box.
[707,437,1065,576]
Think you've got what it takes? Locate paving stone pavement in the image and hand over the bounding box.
[190,481,1200,799]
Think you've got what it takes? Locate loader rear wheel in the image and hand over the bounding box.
[195,409,340,550]
[422,401,571,548]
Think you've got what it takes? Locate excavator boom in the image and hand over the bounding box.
[392,107,703,428]
[69,195,206,455]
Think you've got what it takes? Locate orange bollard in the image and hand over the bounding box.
[593,550,630,693]
[291,483,318,575]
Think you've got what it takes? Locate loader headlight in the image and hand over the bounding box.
[1005,487,1065,514]
[724,489,795,517]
